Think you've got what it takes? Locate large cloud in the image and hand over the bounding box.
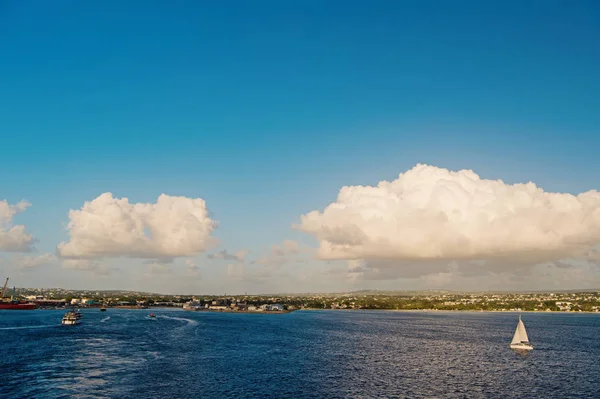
[57,193,217,260]
[0,200,34,252]
[296,164,600,275]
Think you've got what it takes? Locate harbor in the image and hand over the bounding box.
[182,298,290,313]
[0,278,37,310]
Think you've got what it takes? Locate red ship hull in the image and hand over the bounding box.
[0,302,37,310]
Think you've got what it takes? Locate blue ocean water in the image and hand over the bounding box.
[1,309,599,398]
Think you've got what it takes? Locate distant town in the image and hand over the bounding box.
[8,287,600,312]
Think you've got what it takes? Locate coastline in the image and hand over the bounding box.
[181,309,293,314]
[298,308,600,314]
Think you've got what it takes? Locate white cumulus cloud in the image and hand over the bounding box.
[57,193,217,260]
[297,164,600,276]
[0,200,34,252]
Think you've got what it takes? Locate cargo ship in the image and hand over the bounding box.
[0,278,37,310]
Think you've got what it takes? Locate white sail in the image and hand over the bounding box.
[518,319,529,342]
[511,323,522,344]
[511,316,529,344]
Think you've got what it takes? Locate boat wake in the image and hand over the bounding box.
[159,315,198,326]
[101,316,110,323]
[0,324,57,330]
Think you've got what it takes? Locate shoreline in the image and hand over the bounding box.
[298,308,600,314]
[30,307,600,315]
[181,309,293,314]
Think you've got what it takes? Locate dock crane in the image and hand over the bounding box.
[1,277,8,298]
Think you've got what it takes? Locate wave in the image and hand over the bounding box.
[101,316,111,323]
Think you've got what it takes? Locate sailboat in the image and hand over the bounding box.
[509,314,533,351]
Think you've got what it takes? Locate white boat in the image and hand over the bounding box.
[509,314,533,350]
[62,310,80,325]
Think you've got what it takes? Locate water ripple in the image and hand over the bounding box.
[1,310,599,398]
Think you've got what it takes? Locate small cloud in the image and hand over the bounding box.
[0,199,35,252]
[13,253,56,270]
[585,249,600,264]
[62,258,98,270]
[235,249,249,262]
[61,258,113,275]
[227,263,244,279]
[252,240,309,267]
[185,259,201,277]
[272,240,300,256]
[207,249,247,262]
[146,262,173,275]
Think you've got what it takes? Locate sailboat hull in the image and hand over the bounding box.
[510,343,533,350]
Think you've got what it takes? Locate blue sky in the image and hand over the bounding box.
[1,1,599,293]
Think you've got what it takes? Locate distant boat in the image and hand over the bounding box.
[148,313,156,318]
[62,310,80,326]
[100,307,107,312]
[509,314,533,351]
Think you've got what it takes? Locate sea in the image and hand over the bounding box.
[1,309,599,399]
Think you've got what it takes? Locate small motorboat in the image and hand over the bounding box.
[100,307,107,312]
[148,313,156,318]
